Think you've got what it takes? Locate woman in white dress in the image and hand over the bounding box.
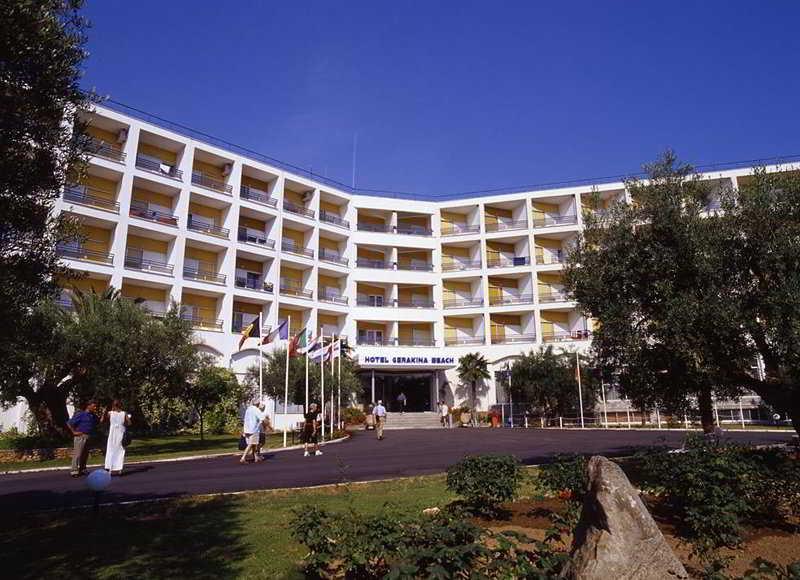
[103,400,131,475]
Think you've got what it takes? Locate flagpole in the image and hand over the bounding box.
[258,312,263,402]
[283,315,291,447]
[576,352,585,429]
[337,338,342,429]
[330,335,335,432]
[304,332,309,414]
[320,332,325,442]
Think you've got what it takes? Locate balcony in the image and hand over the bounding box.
[319,210,350,230]
[281,240,314,258]
[396,299,435,308]
[487,256,531,268]
[485,220,527,233]
[442,260,482,272]
[397,262,434,272]
[536,251,565,266]
[180,313,223,332]
[124,254,174,275]
[356,297,389,307]
[320,292,348,305]
[443,297,484,309]
[397,337,436,347]
[135,155,183,181]
[188,217,230,239]
[542,330,592,342]
[232,314,270,334]
[492,333,538,344]
[280,282,313,300]
[63,186,120,212]
[129,200,178,226]
[237,227,275,249]
[538,290,572,303]
[234,276,273,293]
[442,223,480,236]
[283,200,314,219]
[87,137,126,163]
[533,214,578,228]
[240,185,277,207]
[396,225,433,237]
[356,258,392,269]
[445,336,485,346]
[357,222,392,233]
[489,293,535,306]
[191,170,232,194]
[319,248,347,266]
[56,245,113,265]
[183,267,226,285]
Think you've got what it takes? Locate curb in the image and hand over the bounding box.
[0,434,351,476]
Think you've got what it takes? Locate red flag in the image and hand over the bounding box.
[288,330,304,357]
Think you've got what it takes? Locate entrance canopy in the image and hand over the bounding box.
[355,346,458,371]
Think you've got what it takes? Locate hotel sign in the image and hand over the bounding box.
[356,348,457,369]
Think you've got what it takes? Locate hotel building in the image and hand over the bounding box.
[46,103,774,419]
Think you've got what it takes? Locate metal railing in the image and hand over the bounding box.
[63,186,120,212]
[181,314,223,331]
[281,240,314,258]
[491,333,538,344]
[356,258,392,269]
[280,284,313,299]
[191,170,232,194]
[485,220,528,232]
[183,267,226,285]
[533,214,578,228]
[356,337,394,346]
[535,252,565,265]
[443,298,483,309]
[240,185,277,207]
[129,199,178,225]
[237,227,275,248]
[135,155,183,180]
[234,276,273,292]
[87,137,126,162]
[283,200,314,218]
[542,330,592,342]
[442,260,482,271]
[396,337,436,347]
[538,290,572,303]
[356,297,388,307]
[319,210,350,229]
[489,293,535,306]
[445,336,485,346]
[396,225,433,236]
[124,254,174,275]
[487,256,531,268]
[319,248,348,266]
[357,222,392,233]
[397,262,434,271]
[396,299,435,308]
[188,218,230,238]
[56,245,113,264]
[441,223,480,236]
[320,293,348,305]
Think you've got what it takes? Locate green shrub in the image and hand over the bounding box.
[742,558,800,580]
[342,406,366,425]
[535,454,589,502]
[445,454,522,513]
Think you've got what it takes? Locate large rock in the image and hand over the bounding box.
[561,456,688,580]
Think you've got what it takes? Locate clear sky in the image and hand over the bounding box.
[82,1,800,197]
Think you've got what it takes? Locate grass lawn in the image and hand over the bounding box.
[0,472,495,579]
[0,432,302,472]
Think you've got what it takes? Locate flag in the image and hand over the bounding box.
[261,320,288,345]
[302,333,320,355]
[309,341,332,362]
[288,327,307,357]
[330,339,341,359]
[238,315,261,350]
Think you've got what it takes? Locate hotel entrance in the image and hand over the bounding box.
[360,371,434,412]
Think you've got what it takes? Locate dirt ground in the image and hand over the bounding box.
[477,497,799,578]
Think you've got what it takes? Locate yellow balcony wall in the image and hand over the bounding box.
[443,280,470,303]
[441,211,467,229]
[121,284,166,303]
[358,247,386,261]
[532,201,559,222]
[81,174,117,201]
[87,126,119,143]
[131,188,173,209]
[484,206,512,227]
[126,235,168,255]
[239,216,266,231]
[444,317,473,341]
[398,322,432,344]
[188,202,222,223]
[540,310,569,336]
[236,257,262,272]
[278,308,305,336]
[139,143,177,165]
[442,245,469,267]
[58,276,108,294]
[242,175,269,191]
[233,301,261,316]
[319,237,339,253]
[320,201,341,216]
[184,246,218,265]
[358,213,385,227]
[488,277,518,302]
[282,228,305,247]
[192,160,225,180]
[78,224,111,255]
[283,189,304,206]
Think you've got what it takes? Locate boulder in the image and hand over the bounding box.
[561,456,688,580]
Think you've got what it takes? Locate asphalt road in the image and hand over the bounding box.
[0,428,792,513]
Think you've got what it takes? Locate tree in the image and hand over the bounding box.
[184,356,239,441]
[0,1,92,381]
[456,353,490,423]
[565,151,746,432]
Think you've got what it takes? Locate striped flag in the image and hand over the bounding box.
[238,313,261,350]
[288,327,307,357]
[261,320,288,345]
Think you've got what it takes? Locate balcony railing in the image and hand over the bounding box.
[63,186,120,212]
[485,220,527,232]
[181,313,223,332]
[357,222,392,233]
[441,223,480,236]
[356,336,394,346]
[442,260,482,272]
[281,240,314,258]
[124,254,174,275]
[533,214,578,228]
[319,248,348,266]
[491,333,538,344]
[356,258,392,269]
[135,155,183,180]
[356,297,389,307]
[445,336,485,346]
[396,225,433,237]
[191,170,232,194]
[319,210,350,229]
[188,218,230,239]
[183,267,226,285]
[489,293,535,306]
[129,200,178,225]
[538,290,572,303]
[396,337,436,347]
[320,293,348,305]
[56,245,113,264]
[397,262,434,271]
[280,284,313,299]
[535,252,565,265]
[237,227,275,248]
[87,137,126,162]
[542,330,592,342]
[443,298,484,309]
[240,185,277,207]
[487,256,531,268]
[235,276,273,293]
[283,200,314,218]
[396,299,435,308]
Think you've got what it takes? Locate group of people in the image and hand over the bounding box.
[67,399,131,477]
[239,399,325,463]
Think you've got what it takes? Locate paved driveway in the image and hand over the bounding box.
[0,428,791,513]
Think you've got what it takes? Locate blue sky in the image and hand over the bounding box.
[82,1,800,197]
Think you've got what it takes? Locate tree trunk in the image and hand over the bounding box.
[26,388,70,439]
[199,413,204,441]
[471,382,477,426]
[697,388,715,434]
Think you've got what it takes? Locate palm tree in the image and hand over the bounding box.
[457,352,490,425]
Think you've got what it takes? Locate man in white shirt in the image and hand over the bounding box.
[240,400,267,464]
[373,400,387,440]
[439,400,450,428]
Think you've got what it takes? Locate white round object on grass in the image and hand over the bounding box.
[86,469,111,491]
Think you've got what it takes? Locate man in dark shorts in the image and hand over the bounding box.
[303,403,322,457]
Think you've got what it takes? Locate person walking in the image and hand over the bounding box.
[240,400,267,464]
[103,400,131,475]
[67,400,98,477]
[396,392,407,415]
[373,400,387,440]
[439,400,450,428]
[302,403,322,457]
